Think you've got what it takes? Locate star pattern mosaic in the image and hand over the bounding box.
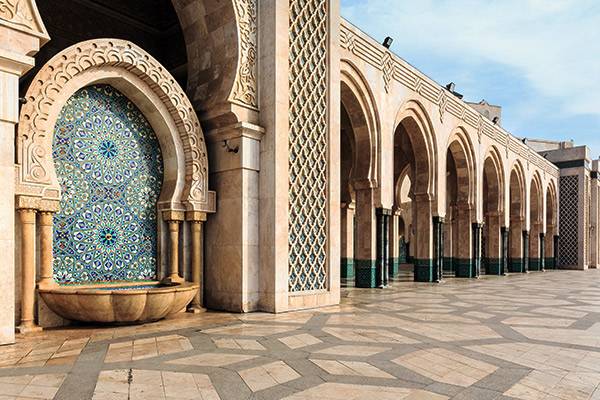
[52,85,163,284]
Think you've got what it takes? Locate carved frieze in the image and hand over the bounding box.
[0,0,48,39]
[230,0,258,109]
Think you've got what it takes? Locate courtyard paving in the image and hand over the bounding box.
[2,267,600,399]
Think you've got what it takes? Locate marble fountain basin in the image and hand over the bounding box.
[38,282,198,324]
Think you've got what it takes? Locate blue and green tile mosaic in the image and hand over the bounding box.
[52,85,163,285]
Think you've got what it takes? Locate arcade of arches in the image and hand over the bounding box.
[0,0,593,347]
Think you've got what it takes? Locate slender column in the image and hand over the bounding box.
[554,235,560,269]
[376,208,391,288]
[17,209,41,333]
[37,212,58,289]
[340,203,355,279]
[501,227,509,275]
[433,216,445,283]
[540,233,546,271]
[472,222,483,278]
[187,214,206,313]
[162,211,184,284]
[522,230,530,273]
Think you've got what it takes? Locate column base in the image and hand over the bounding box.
[456,259,475,278]
[508,258,525,273]
[484,258,503,275]
[443,257,454,272]
[389,258,399,275]
[16,321,42,334]
[186,306,206,314]
[355,259,376,288]
[414,259,434,282]
[340,258,354,278]
[529,258,542,271]
[162,275,185,285]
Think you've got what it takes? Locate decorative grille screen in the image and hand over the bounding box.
[559,175,579,266]
[288,0,329,292]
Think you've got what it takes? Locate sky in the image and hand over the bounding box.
[340,0,600,159]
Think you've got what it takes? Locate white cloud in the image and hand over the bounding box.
[341,0,600,116]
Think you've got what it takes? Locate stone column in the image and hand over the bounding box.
[501,227,509,275]
[187,211,206,313]
[413,194,434,282]
[389,209,401,276]
[376,208,391,288]
[340,203,355,279]
[529,223,541,271]
[545,226,556,269]
[485,212,502,275]
[472,222,483,278]
[443,218,453,272]
[553,235,559,269]
[509,218,523,272]
[162,211,184,284]
[37,212,58,289]
[355,188,377,287]
[17,209,41,333]
[433,216,444,283]
[540,233,546,271]
[455,204,474,278]
[522,230,530,273]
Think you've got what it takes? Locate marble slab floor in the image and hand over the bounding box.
[1,266,600,399]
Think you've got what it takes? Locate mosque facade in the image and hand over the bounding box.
[0,0,592,345]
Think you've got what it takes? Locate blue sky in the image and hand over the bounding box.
[340,0,600,159]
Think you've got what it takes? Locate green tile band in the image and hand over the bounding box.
[529,258,542,271]
[455,258,475,278]
[355,259,376,287]
[485,258,503,275]
[414,259,434,282]
[509,258,524,273]
[443,257,455,272]
[340,257,354,278]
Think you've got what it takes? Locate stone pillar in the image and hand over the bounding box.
[340,203,355,279]
[389,210,401,276]
[522,230,530,273]
[540,233,546,271]
[16,209,41,333]
[529,223,541,271]
[206,123,264,311]
[413,195,434,282]
[485,212,503,275]
[162,211,184,284]
[37,212,58,289]
[509,218,523,272]
[553,235,559,269]
[545,226,555,269]
[472,222,482,278]
[443,219,454,272]
[355,188,377,287]
[433,216,444,283]
[187,211,206,313]
[501,227,509,275]
[0,6,48,343]
[376,208,391,288]
[455,204,475,278]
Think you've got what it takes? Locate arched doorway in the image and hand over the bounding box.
[52,85,164,284]
[393,102,436,282]
[482,148,505,275]
[445,132,476,278]
[509,164,526,273]
[529,174,543,271]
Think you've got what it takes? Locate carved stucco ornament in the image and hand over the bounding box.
[16,39,215,213]
[230,0,258,109]
[0,0,49,42]
[381,51,394,93]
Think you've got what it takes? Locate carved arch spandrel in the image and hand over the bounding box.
[16,39,215,213]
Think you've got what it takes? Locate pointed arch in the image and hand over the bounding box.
[509,160,527,219]
[446,127,477,206]
[16,39,215,212]
[340,59,380,187]
[483,145,505,215]
[393,99,437,197]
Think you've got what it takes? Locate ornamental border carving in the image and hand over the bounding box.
[0,0,49,41]
[16,39,215,213]
[230,0,258,109]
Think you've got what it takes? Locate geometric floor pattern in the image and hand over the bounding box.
[2,266,600,399]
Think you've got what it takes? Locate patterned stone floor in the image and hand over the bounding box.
[2,267,600,399]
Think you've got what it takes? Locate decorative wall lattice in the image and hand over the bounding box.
[288,0,329,292]
[53,85,163,284]
[559,175,579,266]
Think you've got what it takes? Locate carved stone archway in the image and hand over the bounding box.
[16,39,215,213]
